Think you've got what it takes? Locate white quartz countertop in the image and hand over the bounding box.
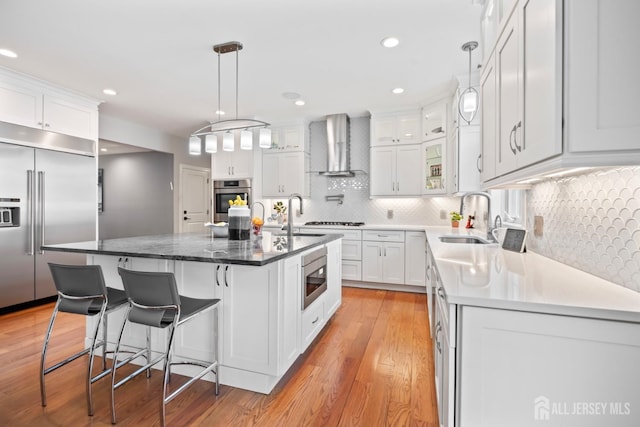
[425,226,640,323]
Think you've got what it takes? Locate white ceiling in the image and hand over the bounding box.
[0,0,483,140]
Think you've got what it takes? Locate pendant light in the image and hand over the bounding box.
[222,131,234,151]
[240,129,253,150]
[458,41,479,125]
[189,136,201,155]
[259,128,272,148]
[205,134,217,153]
[188,41,271,153]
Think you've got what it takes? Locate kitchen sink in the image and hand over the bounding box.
[439,236,492,244]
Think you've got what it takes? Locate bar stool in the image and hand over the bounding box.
[111,268,220,426]
[41,263,129,415]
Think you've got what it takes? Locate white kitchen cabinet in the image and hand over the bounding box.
[362,230,405,284]
[459,306,640,426]
[565,0,640,153]
[449,126,481,194]
[219,262,279,375]
[262,151,308,197]
[324,239,342,318]
[212,144,253,179]
[370,144,421,197]
[404,231,426,287]
[433,278,456,427]
[480,50,497,181]
[494,0,563,177]
[279,254,301,374]
[0,70,99,141]
[422,102,447,142]
[370,110,421,146]
[422,138,447,195]
[264,123,308,152]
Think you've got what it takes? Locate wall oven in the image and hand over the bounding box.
[213,179,252,222]
[302,246,328,310]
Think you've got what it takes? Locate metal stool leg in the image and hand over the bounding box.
[86,306,106,416]
[40,299,61,407]
[146,326,152,378]
[110,311,129,425]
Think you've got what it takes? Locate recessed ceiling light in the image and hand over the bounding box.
[392,88,404,94]
[294,100,305,106]
[215,110,225,115]
[103,88,117,96]
[0,49,18,58]
[100,148,108,152]
[282,92,301,100]
[381,37,400,48]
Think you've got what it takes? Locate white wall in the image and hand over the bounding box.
[98,151,173,239]
[99,114,210,232]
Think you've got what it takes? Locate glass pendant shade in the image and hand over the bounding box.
[223,131,234,151]
[259,128,272,148]
[189,136,201,155]
[205,134,217,153]
[462,89,478,113]
[240,129,253,150]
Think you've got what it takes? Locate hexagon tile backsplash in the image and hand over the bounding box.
[526,166,640,292]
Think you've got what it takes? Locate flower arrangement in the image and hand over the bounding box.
[273,201,287,215]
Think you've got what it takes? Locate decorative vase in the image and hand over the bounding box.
[451,220,459,228]
[277,213,283,224]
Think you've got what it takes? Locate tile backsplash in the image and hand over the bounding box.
[526,166,640,292]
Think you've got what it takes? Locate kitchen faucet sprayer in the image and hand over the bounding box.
[459,191,495,241]
[283,193,303,238]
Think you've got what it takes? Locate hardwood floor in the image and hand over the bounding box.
[0,287,438,426]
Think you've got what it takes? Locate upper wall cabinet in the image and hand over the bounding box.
[422,137,447,195]
[565,0,640,153]
[0,68,99,141]
[212,135,254,179]
[262,151,309,198]
[370,110,421,146]
[422,103,447,142]
[481,0,640,186]
[263,122,308,153]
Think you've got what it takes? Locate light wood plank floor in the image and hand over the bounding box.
[0,287,437,426]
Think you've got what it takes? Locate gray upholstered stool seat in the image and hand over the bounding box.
[111,268,220,426]
[41,263,129,416]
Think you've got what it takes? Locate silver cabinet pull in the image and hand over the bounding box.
[312,316,319,324]
[509,124,517,155]
[477,154,482,173]
[514,121,522,152]
[224,265,229,287]
[215,265,221,286]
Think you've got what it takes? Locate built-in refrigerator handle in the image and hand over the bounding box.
[37,171,45,254]
[26,170,35,256]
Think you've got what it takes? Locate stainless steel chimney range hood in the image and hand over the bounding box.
[319,114,355,177]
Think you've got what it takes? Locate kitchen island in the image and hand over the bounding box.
[43,232,343,394]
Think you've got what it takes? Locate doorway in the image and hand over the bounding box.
[179,164,211,233]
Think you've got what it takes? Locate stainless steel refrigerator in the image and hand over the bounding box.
[0,122,97,309]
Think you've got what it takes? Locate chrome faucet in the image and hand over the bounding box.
[459,191,494,241]
[283,193,304,238]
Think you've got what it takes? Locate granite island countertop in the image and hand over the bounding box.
[42,232,342,266]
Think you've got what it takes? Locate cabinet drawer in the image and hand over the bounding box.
[342,261,362,281]
[342,240,362,260]
[363,230,405,242]
[301,299,325,348]
[299,227,362,241]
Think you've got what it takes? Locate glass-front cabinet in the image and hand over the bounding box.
[422,137,446,195]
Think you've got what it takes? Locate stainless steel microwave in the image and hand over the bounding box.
[213,179,252,222]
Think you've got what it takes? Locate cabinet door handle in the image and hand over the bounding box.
[312,316,319,324]
[183,216,190,220]
[44,123,50,128]
[514,121,522,152]
[37,121,43,126]
[396,182,399,192]
[215,265,221,287]
[477,154,482,173]
[437,286,446,300]
[509,124,517,155]
[224,265,229,287]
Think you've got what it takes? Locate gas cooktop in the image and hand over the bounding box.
[304,221,365,227]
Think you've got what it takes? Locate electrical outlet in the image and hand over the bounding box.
[440,209,446,220]
[534,215,544,237]
[387,209,394,219]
